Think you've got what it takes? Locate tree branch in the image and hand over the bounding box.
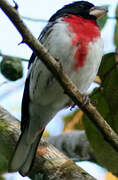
[0,0,118,152]
[0,106,95,180]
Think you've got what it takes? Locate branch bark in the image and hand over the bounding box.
[0,0,118,152]
[0,106,95,180]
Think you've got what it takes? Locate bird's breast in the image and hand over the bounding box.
[63,15,101,70]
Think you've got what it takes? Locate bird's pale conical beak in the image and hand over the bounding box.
[89,6,108,18]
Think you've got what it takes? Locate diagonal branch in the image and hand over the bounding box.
[0,106,95,180]
[0,0,118,155]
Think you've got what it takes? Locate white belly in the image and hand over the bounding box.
[71,38,104,94]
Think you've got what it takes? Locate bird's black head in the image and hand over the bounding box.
[49,1,95,22]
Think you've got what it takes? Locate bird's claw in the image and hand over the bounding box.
[82,95,90,106]
[70,104,76,111]
[55,58,63,70]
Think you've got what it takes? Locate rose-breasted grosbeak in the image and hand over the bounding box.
[10,1,107,176]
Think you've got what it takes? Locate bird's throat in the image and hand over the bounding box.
[63,15,100,70]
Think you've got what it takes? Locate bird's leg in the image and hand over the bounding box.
[55,57,63,70]
[82,94,90,106]
[70,104,76,111]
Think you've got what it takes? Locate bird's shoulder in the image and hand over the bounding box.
[28,21,55,69]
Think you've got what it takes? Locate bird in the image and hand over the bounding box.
[9,1,107,176]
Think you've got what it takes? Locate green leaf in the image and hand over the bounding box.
[83,53,118,173]
[114,4,118,47]
[98,53,118,123]
[0,120,12,174]
[0,176,5,180]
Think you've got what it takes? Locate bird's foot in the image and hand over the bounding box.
[82,95,90,106]
[70,104,76,111]
[55,58,63,70]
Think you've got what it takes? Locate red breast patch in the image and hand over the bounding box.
[63,15,100,70]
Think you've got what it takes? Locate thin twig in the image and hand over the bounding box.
[13,0,18,10]
[21,16,117,23]
[0,81,8,87]
[0,0,118,154]
[108,16,118,20]
[22,16,48,23]
[0,51,29,62]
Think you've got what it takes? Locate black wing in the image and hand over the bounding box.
[21,22,54,132]
[21,76,30,132]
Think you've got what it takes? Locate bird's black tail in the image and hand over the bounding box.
[9,128,44,176]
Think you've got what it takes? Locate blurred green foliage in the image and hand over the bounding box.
[97,5,109,30]
[0,56,23,81]
[114,4,118,47]
[63,3,118,174]
[83,53,118,173]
